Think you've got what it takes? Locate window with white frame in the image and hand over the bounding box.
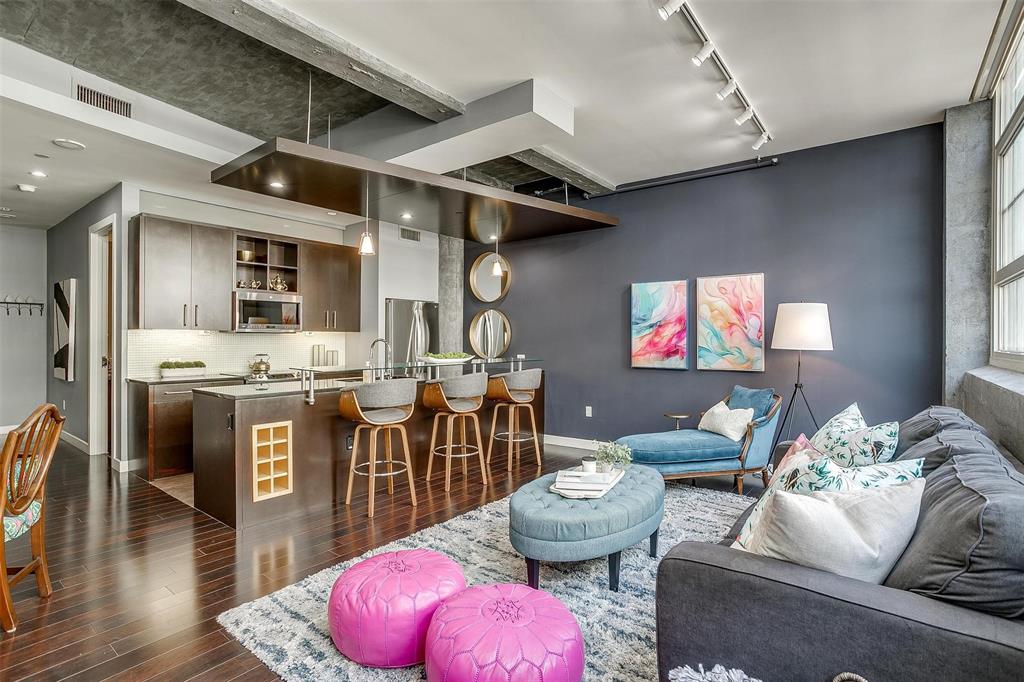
[993,34,1024,370]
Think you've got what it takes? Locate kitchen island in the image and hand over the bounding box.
[191,362,544,530]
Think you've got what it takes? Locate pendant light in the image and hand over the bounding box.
[491,233,503,277]
[358,181,375,256]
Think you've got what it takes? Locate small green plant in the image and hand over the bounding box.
[423,352,472,359]
[160,360,206,369]
[594,441,632,468]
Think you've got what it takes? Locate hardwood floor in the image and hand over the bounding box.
[0,442,579,680]
[1,443,762,680]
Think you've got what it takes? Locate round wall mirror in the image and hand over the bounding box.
[469,252,511,302]
[469,309,511,358]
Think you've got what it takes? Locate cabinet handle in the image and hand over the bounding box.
[194,305,199,327]
[183,304,187,327]
[325,309,330,328]
[163,390,192,395]
[332,310,337,329]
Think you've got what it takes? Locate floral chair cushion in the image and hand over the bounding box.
[3,500,41,542]
[811,403,899,466]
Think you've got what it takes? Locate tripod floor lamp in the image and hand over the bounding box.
[770,303,833,450]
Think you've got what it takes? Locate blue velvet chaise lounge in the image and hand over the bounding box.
[616,386,782,493]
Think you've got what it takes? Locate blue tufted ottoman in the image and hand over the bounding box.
[508,464,665,591]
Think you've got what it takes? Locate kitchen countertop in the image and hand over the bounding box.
[193,378,362,400]
[126,375,244,386]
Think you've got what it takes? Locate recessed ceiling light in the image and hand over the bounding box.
[29,170,47,178]
[17,184,37,193]
[52,138,86,151]
[269,181,285,188]
[0,213,16,219]
[400,212,413,220]
[490,234,498,241]
[326,211,337,216]
[0,206,13,212]
[34,153,51,159]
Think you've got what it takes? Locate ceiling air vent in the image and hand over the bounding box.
[399,228,421,242]
[76,84,132,118]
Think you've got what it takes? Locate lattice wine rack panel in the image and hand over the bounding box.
[251,420,293,501]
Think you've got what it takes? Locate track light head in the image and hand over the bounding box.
[752,132,770,151]
[734,107,754,125]
[691,41,715,66]
[716,79,738,101]
[657,0,686,20]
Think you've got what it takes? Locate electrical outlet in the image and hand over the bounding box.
[346,435,354,450]
[585,405,592,418]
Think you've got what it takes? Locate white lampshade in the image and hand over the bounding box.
[771,303,833,351]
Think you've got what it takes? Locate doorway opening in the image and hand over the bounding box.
[88,217,115,456]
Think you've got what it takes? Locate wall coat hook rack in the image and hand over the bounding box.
[1,300,45,316]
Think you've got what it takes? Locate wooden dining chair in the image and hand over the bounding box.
[0,404,65,633]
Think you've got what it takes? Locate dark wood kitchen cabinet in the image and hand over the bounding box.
[127,378,242,479]
[130,215,233,330]
[300,242,360,331]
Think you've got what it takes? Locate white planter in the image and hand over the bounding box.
[160,367,206,380]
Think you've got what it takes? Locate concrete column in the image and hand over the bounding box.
[943,100,992,408]
[438,235,464,353]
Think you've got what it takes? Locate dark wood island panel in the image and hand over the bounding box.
[193,379,545,530]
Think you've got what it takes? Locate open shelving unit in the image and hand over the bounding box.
[251,420,293,501]
[235,234,300,293]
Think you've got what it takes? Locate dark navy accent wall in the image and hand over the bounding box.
[465,124,944,441]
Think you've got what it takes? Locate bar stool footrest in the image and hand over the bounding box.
[494,430,535,444]
[353,461,409,478]
[431,444,481,458]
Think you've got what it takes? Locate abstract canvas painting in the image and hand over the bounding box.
[631,280,688,369]
[696,273,764,372]
[53,278,77,381]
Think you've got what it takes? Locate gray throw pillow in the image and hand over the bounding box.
[897,429,1003,476]
[896,406,987,457]
[884,453,1024,618]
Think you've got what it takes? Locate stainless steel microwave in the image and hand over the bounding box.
[232,291,302,332]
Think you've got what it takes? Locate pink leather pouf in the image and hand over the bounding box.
[328,549,465,668]
[425,583,585,681]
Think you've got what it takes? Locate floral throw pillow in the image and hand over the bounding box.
[811,403,899,466]
[733,454,924,549]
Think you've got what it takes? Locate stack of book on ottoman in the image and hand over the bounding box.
[549,466,625,499]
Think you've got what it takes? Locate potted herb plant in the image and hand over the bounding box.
[594,441,632,473]
[159,360,207,379]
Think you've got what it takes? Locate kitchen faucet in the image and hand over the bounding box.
[368,338,393,381]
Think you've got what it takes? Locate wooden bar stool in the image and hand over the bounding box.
[424,372,489,491]
[486,369,543,472]
[339,378,418,518]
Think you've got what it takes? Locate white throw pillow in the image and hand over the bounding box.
[734,479,925,583]
[698,401,754,441]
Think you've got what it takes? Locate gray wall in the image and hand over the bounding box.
[0,225,47,425]
[47,184,121,441]
[943,101,992,408]
[466,125,944,441]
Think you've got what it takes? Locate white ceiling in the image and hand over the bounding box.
[0,98,361,231]
[277,0,1000,186]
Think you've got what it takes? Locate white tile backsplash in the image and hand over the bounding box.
[126,330,349,378]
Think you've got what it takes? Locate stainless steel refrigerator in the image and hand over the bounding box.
[385,298,439,373]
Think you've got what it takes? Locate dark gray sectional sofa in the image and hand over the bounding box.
[656,407,1024,681]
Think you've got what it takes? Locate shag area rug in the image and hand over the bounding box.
[218,483,751,680]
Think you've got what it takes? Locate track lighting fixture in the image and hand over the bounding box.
[657,0,686,21]
[752,132,770,151]
[734,107,754,125]
[716,79,738,101]
[691,41,715,67]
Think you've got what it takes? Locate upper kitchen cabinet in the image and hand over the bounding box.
[130,215,233,330]
[300,243,360,331]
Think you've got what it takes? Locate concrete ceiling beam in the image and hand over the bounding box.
[511,148,615,196]
[176,0,463,122]
[442,167,514,192]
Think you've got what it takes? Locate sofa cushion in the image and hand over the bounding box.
[727,385,775,421]
[736,480,925,583]
[617,429,743,464]
[896,429,1003,476]
[885,453,1024,618]
[811,403,898,466]
[896,406,987,457]
[698,401,753,441]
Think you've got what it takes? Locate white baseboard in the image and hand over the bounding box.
[109,456,134,473]
[544,434,598,451]
[60,430,90,453]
